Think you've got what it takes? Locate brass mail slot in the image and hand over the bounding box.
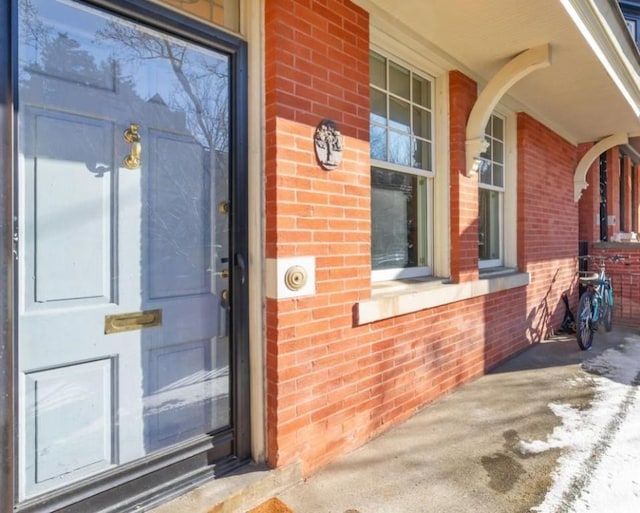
[105,309,162,334]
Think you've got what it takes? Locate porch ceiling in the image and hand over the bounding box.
[357,0,640,145]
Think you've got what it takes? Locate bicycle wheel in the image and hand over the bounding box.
[603,286,613,332]
[576,292,594,350]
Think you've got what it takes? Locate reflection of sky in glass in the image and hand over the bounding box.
[389,131,411,167]
[481,115,505,188]
[21,1,113,69]
[369,52,433,171]
[370,125,387,161]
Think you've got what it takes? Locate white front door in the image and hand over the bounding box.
[17,0,236,500]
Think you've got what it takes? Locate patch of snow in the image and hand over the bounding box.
[529,335,640,513]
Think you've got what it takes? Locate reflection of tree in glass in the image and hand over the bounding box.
[95,21,231,277]
[19,0,50,65]
[96,23,229,153]
[19,0,229,275]
[17,1,231,452]
[19,1,128,94]
[388,131,411,167]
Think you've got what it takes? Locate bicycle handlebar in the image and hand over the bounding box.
[577,254,627,263]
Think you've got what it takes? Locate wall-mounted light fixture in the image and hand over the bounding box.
[465,137,489,177]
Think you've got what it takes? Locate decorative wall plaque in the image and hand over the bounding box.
[314,119,343,170]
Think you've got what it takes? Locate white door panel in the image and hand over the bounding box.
[21,358,116,497]
[23,110,115,309]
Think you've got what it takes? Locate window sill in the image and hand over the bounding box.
[357,270,530,325]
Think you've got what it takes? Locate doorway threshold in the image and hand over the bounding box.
[148,462,302,513]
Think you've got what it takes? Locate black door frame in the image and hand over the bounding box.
[0,1,250,511]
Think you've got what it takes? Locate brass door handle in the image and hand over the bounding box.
[105,309,162,334]
[123,123,141,169]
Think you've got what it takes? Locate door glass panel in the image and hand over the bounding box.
[17,0,232,499]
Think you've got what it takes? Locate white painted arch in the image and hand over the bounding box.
[573,131,640,202]
[465,44,551,176]
[573,133,628,202]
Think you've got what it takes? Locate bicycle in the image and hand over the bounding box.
[575,254,624,350]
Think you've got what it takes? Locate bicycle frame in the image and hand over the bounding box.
[576,254,621,350]
[582,263,612,323]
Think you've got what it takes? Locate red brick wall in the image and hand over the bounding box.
[264,0,581,478]
[517,113,579,327]
[449,71,480,283]
[576,147,640,328]
[264,0,372,473]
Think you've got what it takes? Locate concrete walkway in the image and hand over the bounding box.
[271,328,635,513]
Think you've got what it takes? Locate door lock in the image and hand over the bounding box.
[218,201,230,214]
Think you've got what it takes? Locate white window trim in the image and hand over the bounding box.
[479,113,506,270]
[358,271,530,325]
[369,40,450,282]
[360,107,523,324]
[360,16,527,325]
[478,107,517,272]
[502,108,518,270]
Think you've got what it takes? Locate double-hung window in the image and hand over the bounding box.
[370,50,434,280]
[478,114,505,269]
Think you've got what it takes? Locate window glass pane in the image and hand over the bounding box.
[370,88,387,125]
[479,161,492,185]
[492,164,504,188]
[370,125,387,161]
[371,168,420,269]
[389,97,410,133]
[413,139,431,171]
[388,131,411,166]
[479,189,501,261]
[370,51,386,89]
[412,107,431,140]
[492,115,504,140]
[368,51,434,177]
[492,140,504,164]
[481,138,491,161]
[389,61,410,99]
[412,75,431,108]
